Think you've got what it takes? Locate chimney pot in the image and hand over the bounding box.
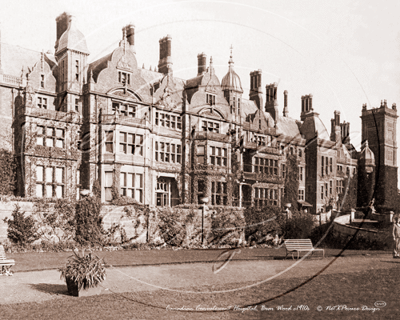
[197,53,207,76]
[123,24,135,52]
[283,90,289,117]
[55,12,71,51]
[158,35,172,74]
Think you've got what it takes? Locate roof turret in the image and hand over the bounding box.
[221,47,243,93]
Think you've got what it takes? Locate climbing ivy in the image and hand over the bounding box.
[0,149,16,196]
[283,155,299,211]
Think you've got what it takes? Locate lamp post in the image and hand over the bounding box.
[199,196,209,245]
[284,203,292,220]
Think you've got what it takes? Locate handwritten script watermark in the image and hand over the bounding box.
[166,302,386,313]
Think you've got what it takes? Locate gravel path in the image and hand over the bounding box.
[1,253,398,305]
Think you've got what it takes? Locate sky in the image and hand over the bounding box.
[1,0,399,165]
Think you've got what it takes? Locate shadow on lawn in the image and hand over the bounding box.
[380,260,400,264]
[29,283,69,296]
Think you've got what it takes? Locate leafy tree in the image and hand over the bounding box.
[243,206,284,243]
[280,211,315,239]
[74,196,103,246]
[4,204,40,245]
[338,174,357,212]
[209,207,245,245]
[158,207,187,246]
[34,198,76,242]
[92,179,101,200]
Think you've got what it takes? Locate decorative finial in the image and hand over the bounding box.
[365,140,369,148]
[209,56,214,76]
[229,45,234,67]
[41,50,45,71]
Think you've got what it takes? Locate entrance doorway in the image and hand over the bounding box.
[156,177,179,207]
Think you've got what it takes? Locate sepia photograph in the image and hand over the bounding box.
[0,0,399,319]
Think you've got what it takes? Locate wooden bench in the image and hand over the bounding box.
[0,245,15,276]
[284,239,325,259]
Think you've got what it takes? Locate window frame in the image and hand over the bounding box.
[105,131,114,153]
[155,141,181,164]
[75,60,79,81]
[155,111,182,130]
[210,146,227,167]
[255,187,278,207]
[118,71,131,85]
[35,165,64,198]
[298,189,305,201]
[112,101,137,118]
[211,181,228,205]
[119,132,143,155]
[254,157,278,175]
[201,120,220,133]
[37,96,48,109]
[120,172,143,203]
[206,93,216,105]
[36,125,64,148]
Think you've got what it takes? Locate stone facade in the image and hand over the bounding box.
[0,13,397,213]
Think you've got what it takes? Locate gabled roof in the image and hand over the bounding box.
[300,111,330,141]
[140,68,164,86]
[89,53,112,81]
[153,74,186,111]
[0,42,41,77]
[276,115,302,137]
[240,98,258,119]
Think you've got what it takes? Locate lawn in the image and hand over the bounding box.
[8,247,390,272]
[1,267,398,320]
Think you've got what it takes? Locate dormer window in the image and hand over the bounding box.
[40,74,45,88]
[206,94,215,106]
[118,71,131,85]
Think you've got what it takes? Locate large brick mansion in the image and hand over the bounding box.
[0,13,397,213]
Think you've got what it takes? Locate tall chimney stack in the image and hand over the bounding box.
[283,90,289,117]
[158,35,172,74]
[300,94,313,121]
[123,24,135,53]
[334,110,340,125]
[249,70,263,109]
[197,53,207,76]
[265,83,279,121]
[55,12,71,52]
